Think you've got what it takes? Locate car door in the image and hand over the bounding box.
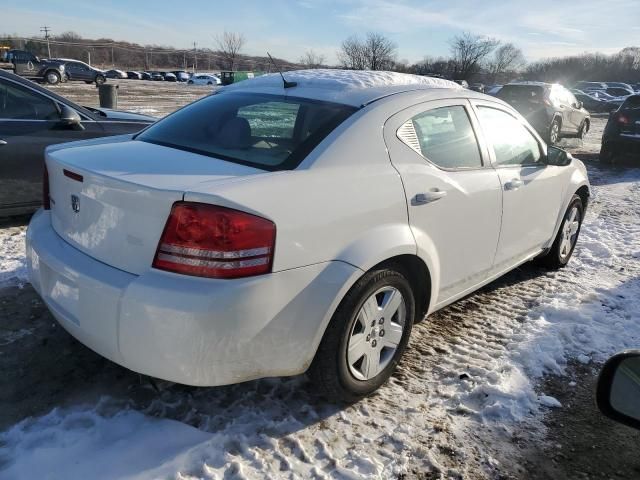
[0,77,105,213]
[564,89,585,131]
[384,99,503,305]
[471,101,564,272]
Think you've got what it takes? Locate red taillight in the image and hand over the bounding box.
[43,164,51,210]
[152,202,276,279]
[615,113,630,125]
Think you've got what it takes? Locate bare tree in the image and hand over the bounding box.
[215,31,246,71]
[487,43,526,82]
[339,35,367,70]
[338,32,396,71]
[299,49,326,69]
[450,32,499,80]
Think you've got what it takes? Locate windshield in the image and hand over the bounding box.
[136,92,357,171]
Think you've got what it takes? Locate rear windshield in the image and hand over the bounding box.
[621,95,640,110]
[136,92,357,171]
[497,85,545,102]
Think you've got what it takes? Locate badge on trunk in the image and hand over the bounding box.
[71,194,80,213]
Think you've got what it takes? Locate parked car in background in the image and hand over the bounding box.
[589,90,626,108]
[187,74,221,85]
[574,92,619,113]
[469,83,485,93]
[574,81,607,91]
[26,70,590,401]
[497,82,590,144]
[140,72,152,80]
[486,85,502,96]
[126,71,142,80]
[0,69,154,217]
[3,49,67,85]
[56,59,106,85]
[172,71,190,82]
[453,79,469,88]
[600,94,640,164]
[105,69,127,79]
[604,82,634,91]
[150,72,164,81]
[163,72,177,82]
[604,87,634,97]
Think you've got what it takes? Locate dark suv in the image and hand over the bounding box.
[601,95,640,164]
[497,82,590,144]
[54,59,106,85]
[3,49,67,85]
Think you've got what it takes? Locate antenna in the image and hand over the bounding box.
[267,52,297,89]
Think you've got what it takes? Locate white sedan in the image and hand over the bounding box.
[187,74,221,86]
[26,70,589,401]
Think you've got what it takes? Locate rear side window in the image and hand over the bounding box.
[397,105,482,169]
[136,92,357,171]
[477,107,542,166]
[498,85,545,103]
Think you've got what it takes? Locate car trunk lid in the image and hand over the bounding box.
[47,140,264,275]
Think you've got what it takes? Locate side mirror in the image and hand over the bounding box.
[597,351,640,430]
[58,104,84,130]
[546,145,571,166]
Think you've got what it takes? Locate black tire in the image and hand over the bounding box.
[207,81,213,85]
[600,144,615,164]
[45,70,61,85]
[578,120,589,140]
[84,80,93,84]
[310,267,415,402]
[548,118,561,145]
[187,80,193,84]
[95,75,106,86]
[536,195,584,269]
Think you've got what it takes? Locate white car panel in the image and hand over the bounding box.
[26,71,591,387]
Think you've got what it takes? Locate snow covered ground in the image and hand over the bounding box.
[1,158,639,478]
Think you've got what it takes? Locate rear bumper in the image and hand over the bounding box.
[26,210,360,386]
[602,135,640,157]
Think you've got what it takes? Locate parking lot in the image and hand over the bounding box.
[1,79,639,479]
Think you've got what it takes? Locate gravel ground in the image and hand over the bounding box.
[1,98,639,479]
[45,78,215,117]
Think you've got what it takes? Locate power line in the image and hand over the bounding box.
[39,26,51,58]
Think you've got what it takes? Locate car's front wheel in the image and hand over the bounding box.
[45,70,61,85]
[536,194,584,269]
[310,267,415,402]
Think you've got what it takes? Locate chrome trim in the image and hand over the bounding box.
[159,243,270,259]
[157,253,268,269]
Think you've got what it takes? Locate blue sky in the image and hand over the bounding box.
[4,0,639,64]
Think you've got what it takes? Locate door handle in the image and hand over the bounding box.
[0,139,7,146]
[412,189,447,205]
[505,179,524,190]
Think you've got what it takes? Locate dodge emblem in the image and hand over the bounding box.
[71,194,80,213]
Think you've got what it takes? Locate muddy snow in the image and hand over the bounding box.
[1,114,640,479]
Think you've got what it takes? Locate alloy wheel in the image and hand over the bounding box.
[550,122,560,144]
[347,286,406,381]
[559,206,581,260]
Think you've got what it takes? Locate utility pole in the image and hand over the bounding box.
[111,45,114,67]
[40,26,51,58]
[193,42,197,73]
[183,51,186,70]
[86,50,91,66]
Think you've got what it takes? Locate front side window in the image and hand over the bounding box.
[477,107,542,166]
[0,79,59,120]
[397,105,482,169]
[136,92,357,171]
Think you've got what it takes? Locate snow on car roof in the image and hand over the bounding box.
[222,69,462,106]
